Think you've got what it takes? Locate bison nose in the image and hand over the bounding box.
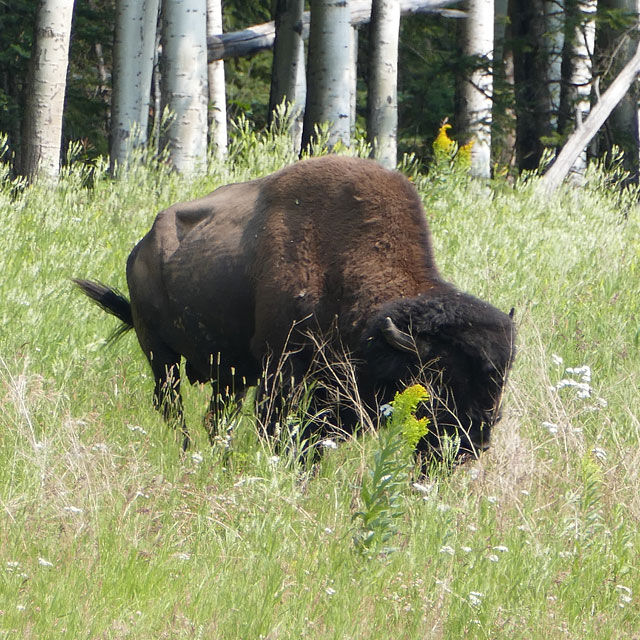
[466,428,491,453]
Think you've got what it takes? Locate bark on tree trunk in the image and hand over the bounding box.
[350,25,359,135]
[545,0,565,126]
[21,0,75,181]
[558,0,597,174]
[161,0,209,174]
[460,0,494,177]
[207,0,227,158]
[302,0,352,152]
[493,0,516,167]
[367,0,400,168]
[595,0,639,183]
[510,0,553,170]
[111,0,160,172]
[269,0,306,151]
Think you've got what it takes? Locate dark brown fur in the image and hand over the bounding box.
[76,156,515,455]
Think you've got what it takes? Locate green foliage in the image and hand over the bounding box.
[395,15,462,161]
[353,385,429,554]
[352,416,409,555]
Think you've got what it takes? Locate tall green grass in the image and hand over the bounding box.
[1,128,639,638]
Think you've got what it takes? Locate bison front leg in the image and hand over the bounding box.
[149,350,190,451]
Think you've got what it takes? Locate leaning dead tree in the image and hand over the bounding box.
[207,0,463,62]
[539,40,640,196]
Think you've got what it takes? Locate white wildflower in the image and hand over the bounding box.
[436,503,451,513]
[379,404,393,418]
[91,443,109,453]
[551,354,564,367]
[616,585,632,607]
[16,604,26,611]
[461,546,472,553]
[7,561,19,570]
[135,491,149,499]
[63,506,83,514]
[176,552,191,561]
[191,452,203,464]
[488,554,499,563]
[128,425,148,435]
[566,365,591,383]
[320,439,337,450]
[469,591,484,607]
[556,378,592,398]
[324,527,333,534]
[487,496,498,504]
[325,587,336,596]
[412,482,434,495]
[439,545,455,555]
[493,545,509,553]
[268,455,280,465]
[592,447,607,463]
[38,557,53,567]
[542,421,559,434]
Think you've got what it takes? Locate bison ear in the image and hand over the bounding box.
[383,317,417,353]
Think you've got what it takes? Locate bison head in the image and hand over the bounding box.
[360,288,516,457]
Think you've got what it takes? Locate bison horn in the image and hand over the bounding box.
[383,317,416,353]
[509,307,515,319]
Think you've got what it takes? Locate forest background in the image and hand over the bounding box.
[3,0,640,182]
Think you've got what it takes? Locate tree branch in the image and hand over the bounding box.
[207,0,463,62]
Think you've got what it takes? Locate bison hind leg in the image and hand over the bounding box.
[148,346,190,451]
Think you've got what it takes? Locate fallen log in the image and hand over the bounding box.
[207,0,463,62]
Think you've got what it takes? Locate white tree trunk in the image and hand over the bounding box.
[545,0,564,125]
[206,0,227,158]
[462,0,494,178]
[302,0,352,151]
[569,0,597,173]
[111,0,160,170]
[22,0,75,181]
[270,0,306,151]
[350,25,359,135]
[367,0,400,168]
[162,0,209,174]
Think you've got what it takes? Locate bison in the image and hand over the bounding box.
[75,155,515,457]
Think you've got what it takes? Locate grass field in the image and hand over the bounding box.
[1,131,639,639]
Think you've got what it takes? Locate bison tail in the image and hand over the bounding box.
[73,279,134,342]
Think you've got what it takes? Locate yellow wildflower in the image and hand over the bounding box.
[389,384,430,449]
[457,139,474,167]
[433,123,455,156]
